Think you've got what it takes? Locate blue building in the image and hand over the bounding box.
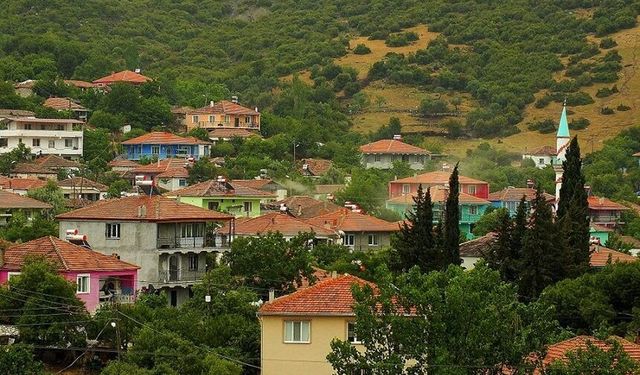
[121,131,210,160]
[488,187,555,216]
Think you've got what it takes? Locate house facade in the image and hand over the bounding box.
[226,212,339,243]
[185,100,260,133]
[92,70,152,87]
[0,236,139,313]
[389,171,490,200]
[588,196,627,227]
[258,274,369,375]
[0,190,52,225]
[359,139,431,170]
[58,177,108,202]
[43,97,90,122]
[121,132,211,161]
[56,195,234,307]
[130,158,191,192]
[0,117,84,160]
[167,179,276,218]
[488,187,555,216]
[522,145,558,169]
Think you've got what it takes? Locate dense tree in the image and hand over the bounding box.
[442,164,461,268]
[0,344,44,375]
[546,339,640,375]
[187,158,220,184]
[0,142,31,175]
[472,207,507,237]
[27,180,66,214]
[0,212,59,242]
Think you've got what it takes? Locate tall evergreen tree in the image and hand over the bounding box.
[392,185,436,272]
[511,196,528,253]
[519,187,558,300]
[441,163,461,268]
[486,209,517,282]
[557,137,591,278]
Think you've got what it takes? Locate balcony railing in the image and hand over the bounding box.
[158,269,207,284]
[156,234,232,250]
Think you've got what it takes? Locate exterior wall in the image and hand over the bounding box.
[590,210,624,226]
[590,230,610,245]
[157,177,188,192]
[63,270,137,313]
[0,120,83,159]
[388,182,489,199]
[461,256,481,270]
[0,208,47,226]
[61,187,107,201]
[260,315,361,375]
[522,154,553,169]
[343,232,392,251]
[123,144,209,160]
[362,154,429,170]
[177,196,263,218]
[185,113,260,132]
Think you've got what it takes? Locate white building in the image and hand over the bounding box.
[0,117,84,160]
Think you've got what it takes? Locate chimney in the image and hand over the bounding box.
[331,270,338,279]
[209,101,214,108]
[231,96,238,104]
[255,107,259,112]
[393,134,402,140]
[297,204,302,216]
[526,179,534,189]
[268,288,275,302]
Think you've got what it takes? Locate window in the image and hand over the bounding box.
[245,116,251,124]
[105,223,121,239]
[56,124,64,131]
[208,201,220,211]
[76,274,90,294]
[192,115,199,123]
[402,184,411,194]
[151,146,160,155]
[24,124,32,130]
[243,201,252,213]
[373,154,381,162]
[32,139,40,147]
[188,254,199,271]
[48,140,55,148]
[179,179,187,187]
[208,115,215,123]
[345,234,355,246]
[467,185,476,195]
[224,115,230,123]
[539,158,544,165]
[181,223,203,238]
[7,272,21,281]
[402,155,409,162]
[469,206,478,215]
[284,321,310,343]
[347,322,361,344]
[0,138,7,148]
[65,139,73,148]
[368,234,379,246]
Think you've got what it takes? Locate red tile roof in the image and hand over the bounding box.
[58,177,108,191]
[232,179,277,190]
[359,139,430,155]
[12,163,56,175]
[259,274,374,316]
[0,109,35,117]
[43,97,87,111]
[307,208,400,233]
[63,80,95,89]
[208,128,260,139]
[488,187,554,202]
[33,155,81,169]
[93,70,152,85]
[1,236,139,272]
[56,195,232,222]
[543,336,640,365]
[589,245,638,267]
[229,212,337,238]
[301,159,333,176]
[392,171,488,185]
[121,131,211,145]
[526,145,557,156]
[0,177,47,191]
[272,196,343,219]
[0,190,52,209]
[460,232,498,257]
[387,186,490,205]
[168,179,275,198]
[588,196,628,211]
[108,159,141,168]
[190,100,259,115]
[131,158,191,179]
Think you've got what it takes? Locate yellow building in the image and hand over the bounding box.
[258,274,370,375]
[185,100,260,132]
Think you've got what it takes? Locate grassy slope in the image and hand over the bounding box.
[340,21,640,158]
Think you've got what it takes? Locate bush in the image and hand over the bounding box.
[527,119,556,134]
[343,82,361,97]
[353,44,371,55]
[566,92,595,106]
[617,104,631,111]
[601,106,615,115]
[535,95,553,108]
[569,118,590,130]
[368,31,388,40]
[385,32,419,47]
[599,37,618,49]
[595,85,618,98]
[419,98,450,117]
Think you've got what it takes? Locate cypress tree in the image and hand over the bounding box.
[511,196,527,253]
[485,209,515,282]
[441,163,461,268]
[519,187,557,300]
[392,184,436,272]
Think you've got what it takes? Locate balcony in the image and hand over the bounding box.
[0,129,83,138]
[157,268,207,286]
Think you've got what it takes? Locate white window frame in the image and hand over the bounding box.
[345,234,355,247]
[347,322,362,344]
[208,115,215,123]
[192,115,199,123]
[467,185,476,195]
[179,179,187,187]
[76,274,90,294]
[106,223,121,240]
[374,154,381,162]
[7,272,21,281]
[368,234,379,247]
[64,139,73,148]
[284,320,310,343]
[243,201,252,213]
[469,206,478,215]
[32,138,40,147]
[151,145,160,155]
[402,184,410,194]
[188,254,199,271]
[224,115,230,123]
[48,140,55,149]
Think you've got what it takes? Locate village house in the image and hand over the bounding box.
[299,158,333,178]
[269,196,343,219]
[522,145,558,169]
[43,97,90,122]
[359,138,431,170]
[232,179,288,201]
[121,131,211,161]
[488,186,555,216]
[0,117,84,160]
[107,158,141,177]
[185,100,260,135]
[588,196,628,228]
[166,178,276,217]
[129,158,191,191]
[0,190,52,225]
[307,208,400,251]
[56,195,234,306]
[10,163,58,180]
[0,236,139,313]
[386,185,492,239]
[58,177,109,203]
[224,212,339,243]
[0,177,46,195]
[389,171,490,200]
[14,80,95,97]
[0,109,35,120]
[258,274,370,375]
[92,70,152,88]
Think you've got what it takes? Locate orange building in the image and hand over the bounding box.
[185,100,260,134]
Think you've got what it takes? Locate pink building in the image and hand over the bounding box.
[389,171,490,200]
[0,236,139,313]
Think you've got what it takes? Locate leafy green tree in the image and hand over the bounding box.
[27,180,66,214]
[187,127,211,142]
[328,264,557,374]
[442,164,461,267]
[187,157,219,184]
[0,142,31,175]
[419,98,450,117]
[371,117,402,141]
[472,207,507,237]
[0,344,44,375]
[334,168,388,213]
[101,361,153,375]
[0,212,59,242]
[83,128,114,168]
[546,339,640,375]
[89,110,126,132]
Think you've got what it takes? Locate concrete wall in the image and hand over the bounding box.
[362,154,428,170]
[185,113,260,131]
[461,256,481,270]
[388,182,490,199]
[345,232,393,252]
[177,196,263,217]
[260,315,361,375]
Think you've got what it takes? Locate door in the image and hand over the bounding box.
[170,290,177,307]
[234,117,240,127]
[168,255,179,282]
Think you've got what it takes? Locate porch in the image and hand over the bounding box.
[156,220,235,253]
[97,274,136,307]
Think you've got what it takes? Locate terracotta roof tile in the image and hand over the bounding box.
[300,159,333,176]
[259,274,374,316]
[588,196,628,211]
[63,80,95,89]
[526,145,557,156]
[33,155,81,169]
[232,179,275,190]
[488,187,554,202]
[392,171,488,185]
[387,186,490,205]
[208,128,260,139]
[0,177,47,191]
[228,212,337,237]
[360,139,430,155]
[1,236,139,272]
[589,245,638,267]
[271,196,343,219]
[0,190,52,209]
[0,109,35,117]
[168,179,275,198]
[460,233,498,257]
[93,70,152,84]
[43,97,86,111]
[56,195,232,222]
[12,162,56,175]
[108,159,141,168]
[190,100,259,115]
[543,336,640,365]
[58,177,108,191]
[121,131,211,145]
[307,209,400,232]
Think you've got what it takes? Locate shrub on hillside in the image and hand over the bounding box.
[527,119,556,134]
[595,85,619,98]
[616,104,631,111]
[353,44,371,55]
[599,37,618,49]
[601,106,615,115]
[569,118,590,130]
[566,92,595,106]
[385,32,419,47]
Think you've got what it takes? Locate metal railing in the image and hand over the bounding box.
[156,234,232,250]
[157,269,207,284]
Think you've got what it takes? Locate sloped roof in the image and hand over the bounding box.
[0,177,46,191]
[0,190,52,209]
[488,187,554,202]
[58,177,108,191]
[387,187,490,205]
[459,232,498,257]
[11,163,56,175]
[121,131,211,145]
[190,100,259,115]
[543,336,640,365]
[63,80,95,89]
[588,196,628,211]
[272,196,343,219]
[589,245,638,267]
[259,274,373,316]
[525,145,557,157]
[43,97,87,111]
[108,159,140,168]
[301,159,333,176]
[33,155,81,169]
[208,128,260,139]
[168,179,275,198]
[93,70,152,84]
[14,79,36,89]
[307,209,400,233]
[392,171,488,185]
[1,236,139,272]
[0,109,35,117]
[131,158,191,179]
[232,179,278,190]
[359,139,430,155]
[228,212,337,237]
[56,195,232,222]
[314,184,344,195]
